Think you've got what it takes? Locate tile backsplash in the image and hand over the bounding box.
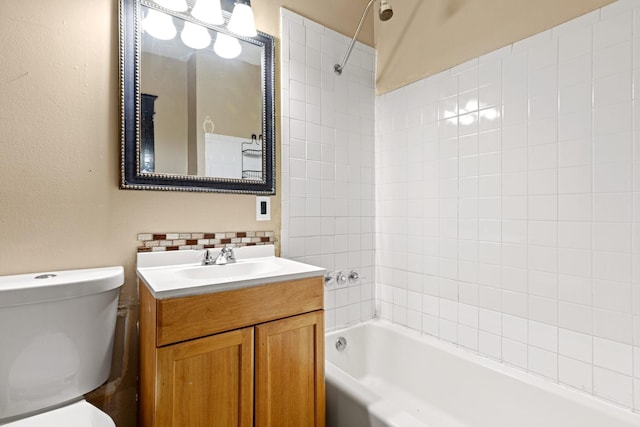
[137,231,275,252]
[376,0,640,412]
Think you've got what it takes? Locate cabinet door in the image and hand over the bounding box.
[156,327,254,427]
[255,310,325,427]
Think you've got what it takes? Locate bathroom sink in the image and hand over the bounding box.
[175,261,281,280]
[136,245,325,299]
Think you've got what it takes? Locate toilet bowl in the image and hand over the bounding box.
[0,267,124,426]
[2,400,114,427]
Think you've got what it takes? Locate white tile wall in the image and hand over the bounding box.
[280,9,376,331]
[376,0,640,413]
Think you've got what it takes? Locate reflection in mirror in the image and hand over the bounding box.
[120,0,275,194]
[141,5,262,178]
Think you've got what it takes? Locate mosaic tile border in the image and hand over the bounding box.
[137,231,276,252]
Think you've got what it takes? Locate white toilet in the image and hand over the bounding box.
[0,266,124,426]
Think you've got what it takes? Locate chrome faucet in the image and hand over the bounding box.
[202,247,237,265]
[214,246,236,265]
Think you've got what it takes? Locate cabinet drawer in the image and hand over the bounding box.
[155,277,323,346]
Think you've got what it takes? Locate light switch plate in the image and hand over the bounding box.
[256,196,271,221]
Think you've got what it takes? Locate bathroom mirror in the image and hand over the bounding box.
[119,0,275,194]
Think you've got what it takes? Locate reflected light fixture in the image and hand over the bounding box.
[191,0,224,25]
[153,0,188,12]
[181,22,212,49]
[142,9,177,40]
[480,108,500,121]
[227,0,257,37]
[214,33,242,58]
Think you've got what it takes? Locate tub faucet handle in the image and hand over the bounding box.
[324,274,334,286]
[348,271,359,283]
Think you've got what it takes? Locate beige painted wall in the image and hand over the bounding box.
[375,0,616,94]
[0,0,619,425]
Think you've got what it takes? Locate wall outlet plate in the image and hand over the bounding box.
[256,196,271,221]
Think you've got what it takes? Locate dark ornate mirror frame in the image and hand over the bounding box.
[119,0,275,194]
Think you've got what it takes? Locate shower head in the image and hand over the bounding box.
[379,0,393,21]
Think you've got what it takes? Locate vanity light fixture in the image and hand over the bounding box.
[227,0,257,37]
[181,22,212,49]
[141,9,177,40]
[153,0,188,11]
[191,0,224,25]
[213,32,242,58]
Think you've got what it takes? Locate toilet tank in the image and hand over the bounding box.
[0,267,124,422]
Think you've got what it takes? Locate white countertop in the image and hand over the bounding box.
[136,245,325,299]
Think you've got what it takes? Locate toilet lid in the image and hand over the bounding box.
[2,400,115,427]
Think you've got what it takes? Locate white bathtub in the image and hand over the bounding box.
[325,320,640,427]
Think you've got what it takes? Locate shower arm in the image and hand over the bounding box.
[334,0,376,75]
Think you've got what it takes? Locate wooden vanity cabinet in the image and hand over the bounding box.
[139,277,325,427]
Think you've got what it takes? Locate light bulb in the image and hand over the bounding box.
[214,33,242,59]
[142,9,177,40]
[227,2,257,37]
[181,22,212,49]
[153,0,188,12]
[191,0,224,25]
